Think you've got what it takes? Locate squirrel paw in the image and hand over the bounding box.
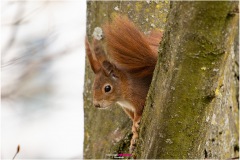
[129,144,136,154]
[135,121,140,130]
[130,138,137,153]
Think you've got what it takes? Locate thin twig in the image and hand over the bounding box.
[12,145,20,160]
[1,44,80,100]
[2,2,25,58]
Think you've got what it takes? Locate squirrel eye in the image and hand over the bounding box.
[104,85,111,93]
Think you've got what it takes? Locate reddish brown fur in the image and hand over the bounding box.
[86,15,162,153]
[103,15,162,78]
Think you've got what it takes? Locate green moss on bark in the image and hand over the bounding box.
[135,1,239,159]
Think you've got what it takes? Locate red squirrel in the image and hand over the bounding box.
[85,15,162,152]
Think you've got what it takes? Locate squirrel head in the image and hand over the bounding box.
[85,38,125,109]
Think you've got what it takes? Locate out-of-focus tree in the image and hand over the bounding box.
[2,1,84,158]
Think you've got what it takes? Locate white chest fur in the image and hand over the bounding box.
[117,100,135,112]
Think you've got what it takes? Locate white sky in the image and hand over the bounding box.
[1,0,86,159]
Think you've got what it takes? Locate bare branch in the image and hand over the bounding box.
[1,44,81,100]
[12,145,20,160]
[2,2,25,58]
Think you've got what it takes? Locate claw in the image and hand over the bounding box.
[130,136,137,153]
[129,144,135,153]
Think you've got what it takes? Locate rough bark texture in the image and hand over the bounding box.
[84,1,169,159]
[84,1,239,159]
[135,1,239,159]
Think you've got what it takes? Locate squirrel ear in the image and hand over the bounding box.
[102,60,118,78]
[85,37,101,73]
[93,39,107,63]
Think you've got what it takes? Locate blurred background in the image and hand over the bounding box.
[1,0,86,159]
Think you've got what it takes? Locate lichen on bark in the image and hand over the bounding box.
[84,1,238,159]
[84,1,169,158]
[135,1,239,159]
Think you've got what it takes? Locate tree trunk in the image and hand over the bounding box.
[84,1,169,159]
[84,1,239,159]
[135,1,239,159]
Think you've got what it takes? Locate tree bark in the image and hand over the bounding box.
[84,1,169,159]
[84,1,239,159]
[135,1,239,159]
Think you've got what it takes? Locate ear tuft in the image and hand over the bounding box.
[102,60,115,76]
[93,39,107,63]
[85,37,101,73]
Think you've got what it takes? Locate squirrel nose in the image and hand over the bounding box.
[94,103,101,108]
